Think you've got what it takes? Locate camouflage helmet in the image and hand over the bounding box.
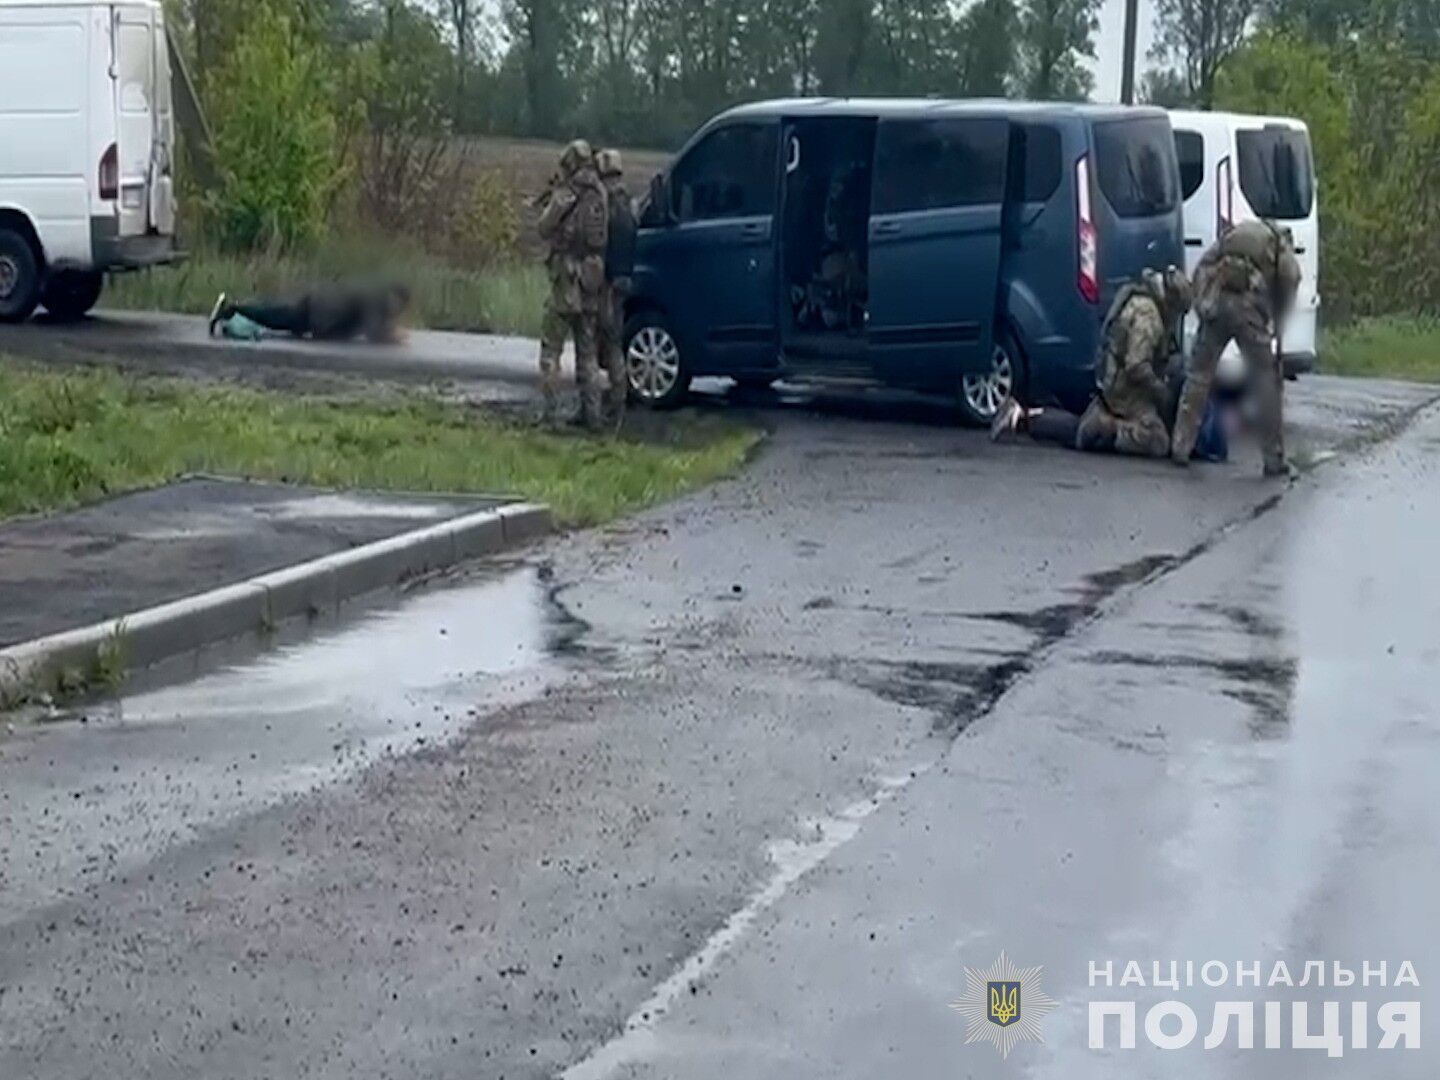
[559,139,595,177]
[596,148,624,179]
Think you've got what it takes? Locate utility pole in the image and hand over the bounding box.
[1120,0,1139,104]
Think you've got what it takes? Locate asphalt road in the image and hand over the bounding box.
[1,374,1437,1078]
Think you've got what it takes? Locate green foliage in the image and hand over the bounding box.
[1321,316,1440,382]
[0,364,761,527]
[447,171,523,267]
[204,1,342,251]
[1218,29,1440,322]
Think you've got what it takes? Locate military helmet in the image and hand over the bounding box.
[559,139,595,177]
[596,148,624,179]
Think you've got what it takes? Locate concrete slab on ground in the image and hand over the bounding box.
[0,477,506,648]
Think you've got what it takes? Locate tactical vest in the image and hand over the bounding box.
[1095,281,1162,392]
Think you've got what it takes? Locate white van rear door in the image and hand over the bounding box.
[1174,127,1209,278]
[114,5,157,237]
[150,16,175,236]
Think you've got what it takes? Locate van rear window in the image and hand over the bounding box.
[1236,128,1314,220]
[1175,130,1204,200]
[1093,118,1180,219]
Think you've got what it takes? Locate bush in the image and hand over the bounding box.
[446,170,522,267]
[203,2,342,251]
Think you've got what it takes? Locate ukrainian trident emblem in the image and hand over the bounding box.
[950,951,1057,1058]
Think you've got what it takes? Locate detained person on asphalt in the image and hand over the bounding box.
[207,282,412,344]
[990,266,1207,459]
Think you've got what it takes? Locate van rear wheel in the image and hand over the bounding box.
[959,332,1025,426]
[42,270,104,322]
[0,228,42,324]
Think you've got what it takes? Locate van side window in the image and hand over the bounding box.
[873,119,1008,214]
[1006,123,1062,204]
[1093,118,1180,218]
[1175,130,1204,200]
[671,123,778,222]
[1236,128,1314,220]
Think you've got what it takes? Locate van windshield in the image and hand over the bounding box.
[1093,118,1179,219]
[1236,127,1314,220]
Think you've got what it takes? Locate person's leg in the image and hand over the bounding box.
[1113,409,1171,458]
[1171,316,1232,464]
[574,313,604,431]
[537,302,566,424]
[231,297,310,336]
[1073,398,1118,452]
[1236,317,1286,475]
[600,290,627,422]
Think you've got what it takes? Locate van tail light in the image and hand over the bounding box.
[1216,155,1233,234]
[99,143,119,201]
[1075,154,1099,305]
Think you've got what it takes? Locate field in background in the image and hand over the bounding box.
[107,136,669,337]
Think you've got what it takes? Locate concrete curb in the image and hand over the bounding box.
[0,501,552,707]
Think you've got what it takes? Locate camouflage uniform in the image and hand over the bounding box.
[1076,267,1191,457]
[596,149,630,424]
[536,139,609,429]
[1170,221,1302,475]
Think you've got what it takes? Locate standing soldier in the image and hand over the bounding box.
[991,266,1191,458]
[536,139,609,429]
[1170,220,1301,476]
[596,148,638,427]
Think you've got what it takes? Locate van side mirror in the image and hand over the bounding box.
[642,172,672,228]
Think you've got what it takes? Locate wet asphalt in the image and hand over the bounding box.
[1,374,1438,1078]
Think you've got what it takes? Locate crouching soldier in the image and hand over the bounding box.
[536,139,609,429]
[1170,220,1302,476]
[991,266,1191,457]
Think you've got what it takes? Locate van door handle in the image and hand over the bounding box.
[873,221,901,237]
[740,222,767,238]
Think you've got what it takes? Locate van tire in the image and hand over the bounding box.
[958,329,1027,426]
[42,270,104,322]
[0,229,42,324]
[623,310,690,410]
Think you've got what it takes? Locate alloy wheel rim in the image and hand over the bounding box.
[962,345,1015,419]
[627,326,681,401]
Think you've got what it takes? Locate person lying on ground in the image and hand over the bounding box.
[990,267,1203,458]
[207,282,412,345]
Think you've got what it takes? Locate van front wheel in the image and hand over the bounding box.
[959,332,1024,426]
[624,311,690,410]
[0,229,42,324]
[42,270,104,322]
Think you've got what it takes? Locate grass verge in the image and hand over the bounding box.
[1322,316,1440,382]
[107,251,548,339]
[0,362,760,527]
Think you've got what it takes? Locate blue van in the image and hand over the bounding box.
[623,99,1184,420]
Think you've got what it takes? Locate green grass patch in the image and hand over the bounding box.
[107,249,548,339]
[1322,316,1440,382]
[0,363,760,527]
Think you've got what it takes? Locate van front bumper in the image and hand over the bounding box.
[90,217,184,271]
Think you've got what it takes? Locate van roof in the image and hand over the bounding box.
[1169,108,1310,133]
[717,97,1172,124]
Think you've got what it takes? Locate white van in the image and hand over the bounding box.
[1169,110,1319,378]
[0,0,178,322]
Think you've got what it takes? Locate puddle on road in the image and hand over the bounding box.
[0,564,579,921]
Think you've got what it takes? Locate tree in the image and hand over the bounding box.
[503,0,574,137]
[1150,0,1256,108]
[1138,66,1192,106]
[815,0,873,94]
[1017,0,1100,100]
[955,0,1018,96]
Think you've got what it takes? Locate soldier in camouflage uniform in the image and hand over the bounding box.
[536,139,609,429]
[596,148,632,426]
[1074,266,1192,457]
[1170,220,1302,476]
[991,266,1191,458]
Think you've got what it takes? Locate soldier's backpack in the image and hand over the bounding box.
[605,186,638,281]
[1094,279,1159,391]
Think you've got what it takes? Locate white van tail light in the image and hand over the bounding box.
[1216,155,1233,234]
[1076,154,1099,305]
[99,143,119,201]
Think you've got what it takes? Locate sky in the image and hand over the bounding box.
[1088,0,1160,103]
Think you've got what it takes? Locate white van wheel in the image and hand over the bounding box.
[959,339,1018,425]
[0,228,42,324]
